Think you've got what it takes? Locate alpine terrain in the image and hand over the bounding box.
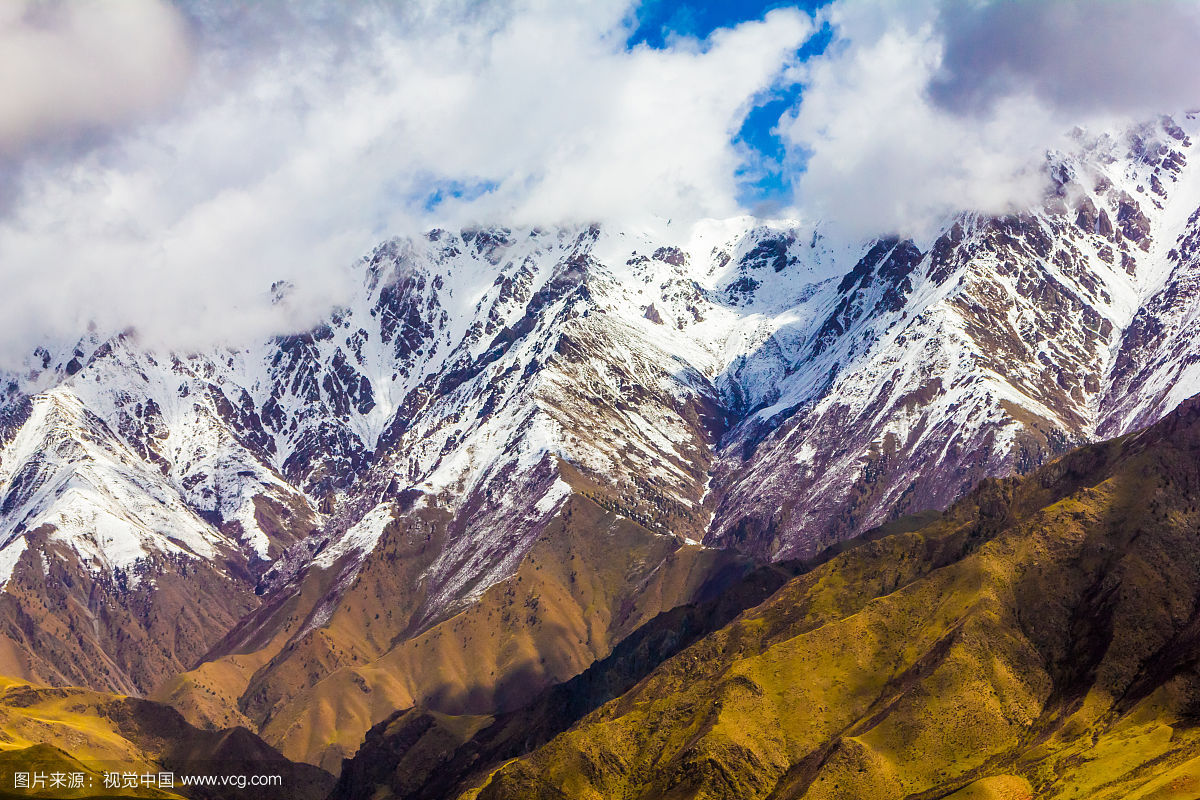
[1,113,1200,791]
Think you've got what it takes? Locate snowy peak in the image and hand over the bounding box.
[0,388,231,583]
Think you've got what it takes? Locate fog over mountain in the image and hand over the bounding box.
[1,0,1197,361]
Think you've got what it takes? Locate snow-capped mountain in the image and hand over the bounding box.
[708,116,1200,557]
[1,115,1199,765]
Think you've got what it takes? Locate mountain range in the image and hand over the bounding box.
[1,114,1200,794]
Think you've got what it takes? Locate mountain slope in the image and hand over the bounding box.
[165,494,755,770]
[707,117,1200,558]
[330,555,816,800]
[0,676,332,800]
[0,389,271,694]
[453,393,1200,800]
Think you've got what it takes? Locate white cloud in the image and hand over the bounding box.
[0,1,193,154]
[781,0,1200,239]
[0,0,812,363]
[781,5,1061,239]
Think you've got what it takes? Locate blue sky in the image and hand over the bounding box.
[627,0,828,48]
[628,0,834,209]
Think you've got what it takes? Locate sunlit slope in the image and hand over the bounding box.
[463,394,1200,800]
[163,488,753,772]
[332,553,810,800]
[0,678,332,799]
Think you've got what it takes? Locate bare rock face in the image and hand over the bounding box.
[2,117,1200,768]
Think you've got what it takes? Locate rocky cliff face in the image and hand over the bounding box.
[1,115,1199,767]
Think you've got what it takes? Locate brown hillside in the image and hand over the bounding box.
[0,532,262,697]
[0,677,331,799]
[458,394,1200,800]
[164,489,755,772]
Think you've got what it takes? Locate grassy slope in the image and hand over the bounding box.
[255,498,750,772]
[461,395,1200,800]
[0,678,332,800]
[331,555,808,800]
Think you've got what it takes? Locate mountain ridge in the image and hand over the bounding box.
[1,115,1199,769]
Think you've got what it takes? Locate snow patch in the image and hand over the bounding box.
[534,476,572,515]
[314,502,395,569]
[0,537,27,590]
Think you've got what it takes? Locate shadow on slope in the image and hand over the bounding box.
[330,509,946,800]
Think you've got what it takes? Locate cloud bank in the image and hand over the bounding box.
[0,0,1198,365]
[782,0,1200,238]
[0,0,811,361]
[930,0,1200,117]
